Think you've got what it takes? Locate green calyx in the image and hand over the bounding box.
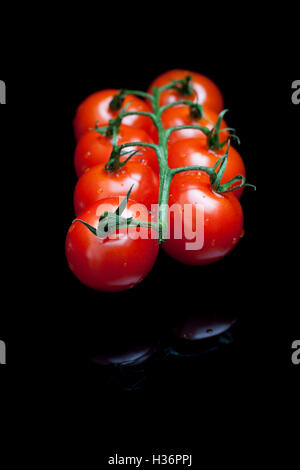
[74,185,134,238]
[109,89,126,111]
[105,146,145,172]
[74,185,158,239]
[171,75,194,96]
[206,109,240,151]
[189,103,204,120]
[209,140,255,193]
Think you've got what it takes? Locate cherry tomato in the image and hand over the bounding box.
[73,89,158,141]
[147,69,224,113]
[168,138,245,199]
[66,198,159,292]
[162,173,244,265]
[161,105,228,146]
[74,125,159,178]
[73,161,159,216]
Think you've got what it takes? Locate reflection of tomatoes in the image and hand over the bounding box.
[168,138,245,199]
[74,125,159,177]
[74,161,159,216]
[92,344,155,366]
[147,69,224,113]
[162,105,228,146]
[66,198,159,292]
[73,89,157,141]
[162,173,244,265]
[172,312,237,341]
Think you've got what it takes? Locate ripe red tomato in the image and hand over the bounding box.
[162,173,244,265]
[66,198,159,292]
[73,89,158,141]
[147,69,224,113]
[168,138,245,199]
[74,125,159,178]
[161,105,229,146]
[73,161,159,216]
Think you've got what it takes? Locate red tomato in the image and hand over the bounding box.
[73,89,158,141]
[66,198,159,292]
[162,173,244,265]
[74,125,159,178]
[161,105,229,146]
[73,161,159,216]
[168,138,245,199]
[147,69,224,113]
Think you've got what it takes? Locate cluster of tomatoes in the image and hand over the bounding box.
[66,70,251,292]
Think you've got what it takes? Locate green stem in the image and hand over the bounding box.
[151,86,173,241]
[119,89,154,101]
[171,165,215,178]
[118,141,159,153]
[158,75,193,95]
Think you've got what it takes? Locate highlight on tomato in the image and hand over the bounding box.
[74,125,159,178]
[147,69,224,113]
[162,172,244,266]
[65,197,159,292]
[73,89,157,141]
[168,137,246,199]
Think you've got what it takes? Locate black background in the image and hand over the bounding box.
[0,13,299,464]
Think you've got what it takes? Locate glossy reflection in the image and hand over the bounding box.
[86,307,162,371]
[92,344,156,367]
[167,309,239,358]
[172,311,238,341]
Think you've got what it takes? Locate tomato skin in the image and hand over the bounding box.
[147,69,224,113]
[73,161,159,216]
[73,89,158,142]
[74,125,159,178]
[162,173,244,266]
[168,138,245,199]
[66,198,159,292]
[162,105,228,146]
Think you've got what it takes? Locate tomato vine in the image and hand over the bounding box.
[75,76,255,243]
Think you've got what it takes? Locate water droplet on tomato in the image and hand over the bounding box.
[240,229,245,238]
